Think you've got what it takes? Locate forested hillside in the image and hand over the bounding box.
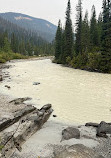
[54,0,111,73]
[0,16,54,63]
[0,12,57,42]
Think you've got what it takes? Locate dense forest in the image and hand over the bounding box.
[0,16,54,63]
[54,0,111,73]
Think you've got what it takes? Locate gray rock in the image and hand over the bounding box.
[97,121,111,138]
[9,97,32,105]
[62,127,80,141]
[85,122,99,127]
[0,106,36,132]
[53,144,104,158]
[33,82,40,85]
[40,104,52,111]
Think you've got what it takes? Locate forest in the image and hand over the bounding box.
[54,0,111,73]
[0,16,54,63]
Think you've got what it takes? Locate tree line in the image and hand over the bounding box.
[0,16,54,63]
[54,0,111,73]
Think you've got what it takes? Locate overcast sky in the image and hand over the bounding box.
[0,0,102,26]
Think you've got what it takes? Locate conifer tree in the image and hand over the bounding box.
[100,0,111,72]
[90,5,99,48]
[82,11,90,53]
[63,0,73,63]
[55,20,62,62]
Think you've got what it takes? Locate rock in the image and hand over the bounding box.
[33,82,40,85]
[85,122,99,127]
[9,97,32,105]
[53,144,104,158]
[0,105,36,132]
[97,121,111,138]
[40,104,52,111]
[53,115,57,117]
[62,127,80,141]
[5,85,11,89]
[0,104,53,158]
[0,75,2,81]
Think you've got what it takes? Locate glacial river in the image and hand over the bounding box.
[1,59,111,124]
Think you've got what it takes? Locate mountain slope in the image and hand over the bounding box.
[0,12,57,42]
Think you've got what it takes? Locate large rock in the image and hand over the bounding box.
[97,121,111,138]
[62,127,80,141]
[0,104,53,158]
[0,105,36,132]
[53,144,104,158]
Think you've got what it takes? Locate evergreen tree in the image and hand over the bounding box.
[81,11,90,53]
[3,37,11,52]
[63,0,73,63]
[75,0,83,55]
[100,0,111,72]
[97,12,103,47]
[90,5,99,49]
[55,20,62,62]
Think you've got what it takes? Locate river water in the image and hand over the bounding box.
[1,59,111,124]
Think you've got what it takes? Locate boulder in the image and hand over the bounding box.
[62,127,80,141]
[97,121,111,138]
[0,105,36,132]
[53,144,104,158]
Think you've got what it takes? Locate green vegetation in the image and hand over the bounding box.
[54,0,111,73]
[0,16,55,63]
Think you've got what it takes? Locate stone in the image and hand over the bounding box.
[5,85,11,89]
[97,121,111,138]
[85,122,99,127]
[40,104,52,111]
[53,115,57,117]
[33,82,40,85]
[53,144,104,158]
[9,97,32,105]
[62,127,80,141]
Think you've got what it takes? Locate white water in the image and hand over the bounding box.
[1,59,111,124]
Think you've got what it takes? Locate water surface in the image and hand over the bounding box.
[1,59,111,124]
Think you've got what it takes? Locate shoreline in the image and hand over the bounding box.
[0,58,111,158]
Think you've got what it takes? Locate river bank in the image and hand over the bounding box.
[0,58,111,158]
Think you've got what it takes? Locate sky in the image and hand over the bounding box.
[0,0,103,26]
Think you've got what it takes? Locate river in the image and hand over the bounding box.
[0,58,111,124]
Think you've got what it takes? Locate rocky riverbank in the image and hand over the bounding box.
[0,60,111,158]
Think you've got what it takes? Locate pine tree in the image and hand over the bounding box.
[90,5,99,49]
[81,11,90,53]
[55,20,62,62]
[63,0,73,63]
[3,37,11,52]
[97,12,103,47]
[75,0,83,55]
[100,0,111,72]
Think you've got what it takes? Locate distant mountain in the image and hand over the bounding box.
[0,12,57,42]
